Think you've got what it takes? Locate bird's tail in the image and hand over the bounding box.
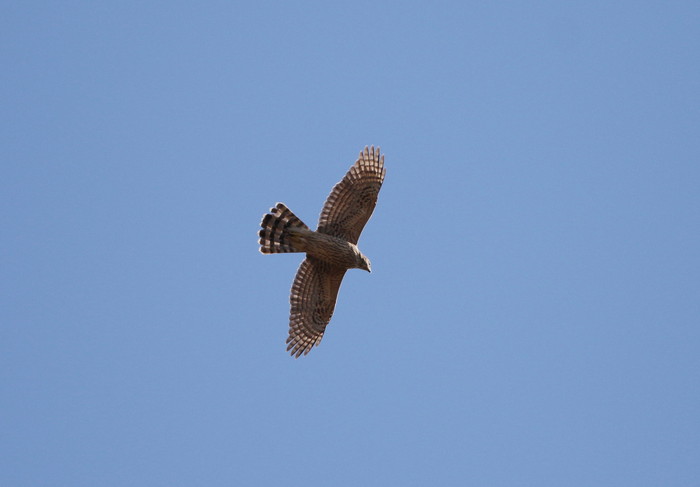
[259,203,310,254]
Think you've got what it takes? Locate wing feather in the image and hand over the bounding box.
[316,146,385,244]
[286,257,347,358]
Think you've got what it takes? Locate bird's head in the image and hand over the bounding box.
[358,254,372,273]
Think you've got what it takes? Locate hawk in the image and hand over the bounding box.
[258,146,386,357]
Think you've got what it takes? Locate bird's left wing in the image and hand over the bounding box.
[286,257,347,358]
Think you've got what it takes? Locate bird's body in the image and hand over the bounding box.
[258,146,385,357]
[287,227,370,271]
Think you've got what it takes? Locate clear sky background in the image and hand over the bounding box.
[2,2,699,486]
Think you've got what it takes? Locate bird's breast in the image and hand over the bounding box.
[290,230,359,269]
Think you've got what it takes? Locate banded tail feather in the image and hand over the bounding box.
[259,203,309,254]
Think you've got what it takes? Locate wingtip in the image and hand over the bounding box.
[359,145,382,164]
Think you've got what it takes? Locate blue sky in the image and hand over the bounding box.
[2,1,699,486]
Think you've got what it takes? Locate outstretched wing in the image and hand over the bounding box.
[286,257,347,358]
[316,146,385,244]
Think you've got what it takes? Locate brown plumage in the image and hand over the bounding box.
[258,146,386,357]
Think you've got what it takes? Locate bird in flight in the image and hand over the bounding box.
[258,146,386,357]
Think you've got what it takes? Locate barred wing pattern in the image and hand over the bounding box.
[317,146,386,244]
[286,257,347,358]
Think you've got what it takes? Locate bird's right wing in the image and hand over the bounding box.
[316,146,385,244]
[286,257,347,358]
